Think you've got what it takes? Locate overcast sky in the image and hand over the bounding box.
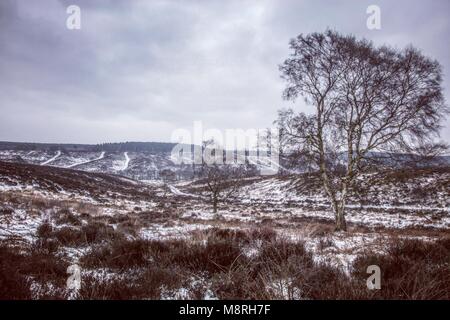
[0,0,449,144]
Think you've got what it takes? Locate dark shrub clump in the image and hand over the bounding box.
[352,238,450,299]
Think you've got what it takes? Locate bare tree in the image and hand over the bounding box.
[197,140,245,213]
[279,30,448,231]
[160,168,177,183]
[202,164,244,213]
[268,108,321,174]
[261,110,291,175]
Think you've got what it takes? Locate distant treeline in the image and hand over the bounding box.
[98,142,177,152]
[0,141,177,153]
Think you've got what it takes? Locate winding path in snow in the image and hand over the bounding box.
[119,152,130,171]
[67,151,105,168]
[40,151,61,166]
[168,184,200,198]
[247,156,296,174]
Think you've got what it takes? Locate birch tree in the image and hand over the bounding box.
[279,30,447,231]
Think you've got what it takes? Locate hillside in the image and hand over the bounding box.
[1,158,449,299]
[0,147,193,180]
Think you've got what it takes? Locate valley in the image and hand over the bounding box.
[1,155,448,299]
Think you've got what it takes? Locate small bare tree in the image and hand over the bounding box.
[279,30,448,231]
[202,164,244,213]
[197,140,245,213]
[160,168,177,183]
[261,110,290,175]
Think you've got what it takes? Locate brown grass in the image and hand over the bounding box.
[36,221,125,247]
[2,224,449,300]
[352,237,450,299]
[78,267,184,299]
[0,241,69,299]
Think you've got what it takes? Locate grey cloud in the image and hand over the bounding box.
[0,0,449,143]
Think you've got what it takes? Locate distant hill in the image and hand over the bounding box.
[98,142,177,153]
[0,141,448,181]
[0,141,177,153]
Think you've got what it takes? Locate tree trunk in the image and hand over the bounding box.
[334,200,347,231]
[320,169,347,231]
[213,198,218,213]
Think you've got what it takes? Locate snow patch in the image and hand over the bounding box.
[40,151,61,166]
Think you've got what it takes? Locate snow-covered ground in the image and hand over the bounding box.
[67,151,105,168]
[139,222,212,240]
[40,151,61,165]
[117,152,130,171]
[0,156,448,300]
[0,149,191,180]
[168,184,201,198]
[0,208,42,242]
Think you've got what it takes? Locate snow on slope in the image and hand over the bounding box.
[121,152,130,170]
[67,151,105,168]
[175,170,450,230]
[113,152,130,171]
[0,149,193,180]
[40,150,61,165]
[168,184,201,198]
[0,208,42,242]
